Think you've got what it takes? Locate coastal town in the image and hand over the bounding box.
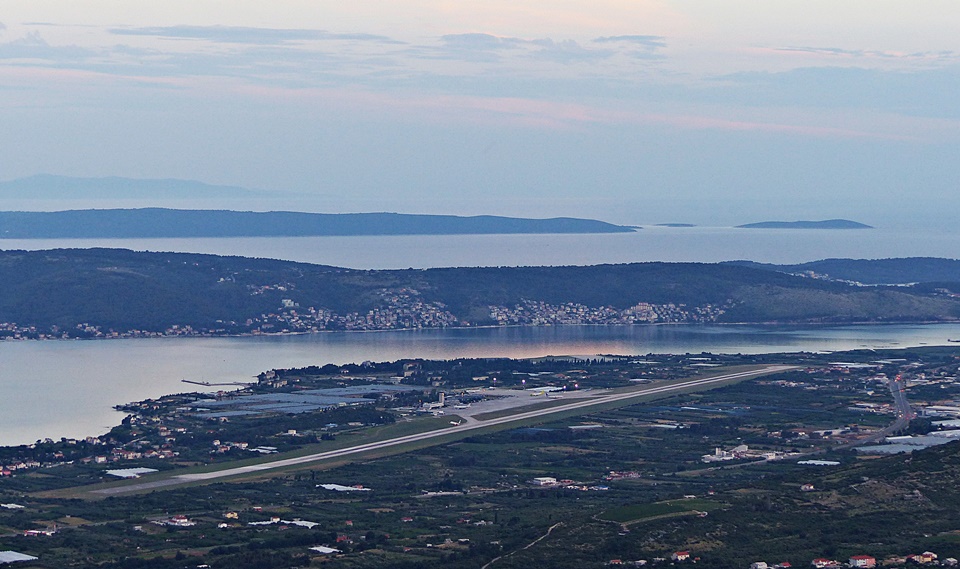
[0,291,728,340]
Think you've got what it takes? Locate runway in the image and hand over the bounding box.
[92,365,793,495]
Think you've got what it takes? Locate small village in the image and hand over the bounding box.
[0,288,729,341]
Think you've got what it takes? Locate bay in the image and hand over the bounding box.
[3,323,960,446]
[3,227,960,446]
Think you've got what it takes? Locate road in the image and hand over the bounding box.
[887,374,915,431]
[800,373,916,455]
[91,365,793,496]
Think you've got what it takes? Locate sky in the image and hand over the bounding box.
[1,1,958,227]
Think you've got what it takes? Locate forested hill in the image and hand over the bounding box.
[0,209,633,238]
[727,258,960,285]
[1,249,959,338]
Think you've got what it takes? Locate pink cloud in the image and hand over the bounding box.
[0,64,192,88]
[232,83,925,141]
[0,63,945,143]
[769,46,957,62]
[638,112,914,140]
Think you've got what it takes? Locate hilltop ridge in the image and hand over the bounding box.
[0,249,958,339]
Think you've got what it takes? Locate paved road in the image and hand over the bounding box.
[885,374,915,433]
[92,365,793,495]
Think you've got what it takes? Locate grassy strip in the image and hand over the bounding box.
[35,416,456,500]
[599,498,720,524]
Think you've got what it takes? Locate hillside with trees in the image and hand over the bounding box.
[0,249,958,338]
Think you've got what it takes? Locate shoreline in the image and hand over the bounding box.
[3,324,960,447]
[4,318,960,343]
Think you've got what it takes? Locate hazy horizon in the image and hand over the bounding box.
[0,173,947,230]
[1,3,958,229]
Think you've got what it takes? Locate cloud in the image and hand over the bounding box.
[428,34,525,62]
[774,46,956,61]
[6,20,954,141]
[0,26,390,89]
[0,30,101,63]
[430,33,613,64]
[529,38,613,63]
[717,65,960,120]
[225,83,926,141]
[12,30,45,47]
[109,25,404,46]
[594,35,666,49]
[0,22,6,33]
[592,35,666,60]
[439,33,524,51]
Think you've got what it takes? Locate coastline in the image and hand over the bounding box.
[4,318,960,343]
[4,322,960,447]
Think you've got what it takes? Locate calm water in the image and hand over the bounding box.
[2,226,959,268]
[3,228,960,445]
[3,323,960,446]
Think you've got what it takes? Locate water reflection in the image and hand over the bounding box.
[1,323,958,445]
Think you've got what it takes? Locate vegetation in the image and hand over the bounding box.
[1,249,959,336]
[730,256,960,284]
[599,499,720,523]
[3,348,960,567]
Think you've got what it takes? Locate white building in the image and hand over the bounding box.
[0,551,39,564]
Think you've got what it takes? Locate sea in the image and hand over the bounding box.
[2,227,960,446]
[2,225,959,268]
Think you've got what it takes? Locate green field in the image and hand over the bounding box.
[600,498,722,524]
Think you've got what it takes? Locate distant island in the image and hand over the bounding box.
[737,219,873,229]
[0,208,634,238]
